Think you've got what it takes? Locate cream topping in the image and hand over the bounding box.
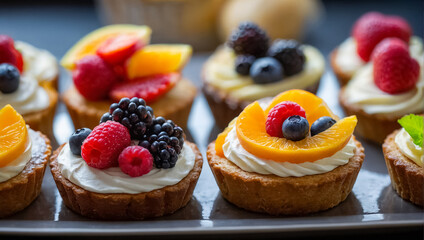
[0,127,33,183]
[223,126,356,177]
[203,45,325,101]
[57,143,196,194]
[395,128,423,167]
[343,62,424,117]
[15,41,59,83]
[0,75,49,115]
[335,36,423,75]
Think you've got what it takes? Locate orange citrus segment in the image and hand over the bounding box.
[0,105,28,167]
[236,101,357,163]
[61,25,151,70]
[215,118,237,157]
[265,89,339,124]
[126,44,192,79]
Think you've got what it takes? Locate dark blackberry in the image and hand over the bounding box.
[235,55,256,76]
[100,97,154,139]
[142,117,185,169]
[267,39,305,76]
[228,22,269,57]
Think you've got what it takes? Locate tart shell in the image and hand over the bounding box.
[63,78,196,130]
[0,131,51,218]
[49,141,203,220]
[206,137,364,215]
[383,130,424,207]
[330,48,354,86]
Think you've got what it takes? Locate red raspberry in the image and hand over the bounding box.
[352,12,411,62]
[0,35,23,72]
[373,38,420,94]
[73,55,118,101]
[81,121,131,169]
[118,146,153,177]
[266,101,306,137]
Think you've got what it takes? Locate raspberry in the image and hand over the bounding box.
[266,101,306,137]
[81,121,131,169]
[73,55,118,101]
[228,22,269,57]
[0,35,23,73]
[373,38,420,94]
[118,146,153,177]
[352,12,411,62]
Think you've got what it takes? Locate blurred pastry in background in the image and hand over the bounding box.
[96,0,225,51]
[218,0,322,43]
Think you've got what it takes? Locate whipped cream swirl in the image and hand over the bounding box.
[15,41,59,83]
[0,128,33,183]
[57,143,196,194]
[223,126,356,177]
[395,128,423,167]
[0,75,50,115]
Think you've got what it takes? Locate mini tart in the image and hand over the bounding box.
[202,80,320,130]
[206,137,365,215]
[0,131,51,218]
[22,85,58,140]
[330,48,354,86]
[339,87,423,144]
[383,130,424,207]
[63,78,196,130]
[50,141,203,220]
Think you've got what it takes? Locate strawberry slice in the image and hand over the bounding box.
[96,34,142,65]
[109,73,180,103]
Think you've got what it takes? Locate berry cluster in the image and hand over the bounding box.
[266,102,336,141]
[100,97,154,139]
[139,117,184,169]
[228,22,305,84]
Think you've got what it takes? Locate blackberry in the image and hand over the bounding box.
[235,55,255,76]
[267,39,305,76]
[100,97,154,139]
[142,117,184,169]
[228,22,269,57]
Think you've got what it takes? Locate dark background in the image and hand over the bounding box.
[0,0,423,239]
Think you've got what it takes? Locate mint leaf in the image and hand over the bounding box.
[398,114,424,147]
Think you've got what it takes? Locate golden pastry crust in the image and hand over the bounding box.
[63,78,196,130]
[49,141,203,220]
[383,130,424,207]
[339,87,424,144]
[330,48,354,86]
[22,85,58,140]
[202,78,320,130]
[207,137,364,215]
[0,131,51,218]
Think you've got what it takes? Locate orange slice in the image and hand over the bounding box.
[236,101,357,163]
[0,105,28,167]
[215,118,237,157]
[61,25,151,70]
[126,44,192,79]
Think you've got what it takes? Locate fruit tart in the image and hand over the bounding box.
[202,22,325,129]
[50,97,203,220]
[0,35,58,138]
[0,105,52,218]
[340,38,423,144]
[383,114,423,207]
[207,89,364,215]
[330,12,423,86]
[61,25,196,130]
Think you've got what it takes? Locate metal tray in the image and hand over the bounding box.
[0,55,422,236]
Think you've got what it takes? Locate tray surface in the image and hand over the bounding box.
[0,0,423,236]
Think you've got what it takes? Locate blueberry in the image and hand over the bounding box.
[311,117,336,136]
[69,128,92,155]
[100,113,112,123]
[282,115,309,141]
[0,63,20,94]
[249,57,283,84]
[235,55,256,76]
